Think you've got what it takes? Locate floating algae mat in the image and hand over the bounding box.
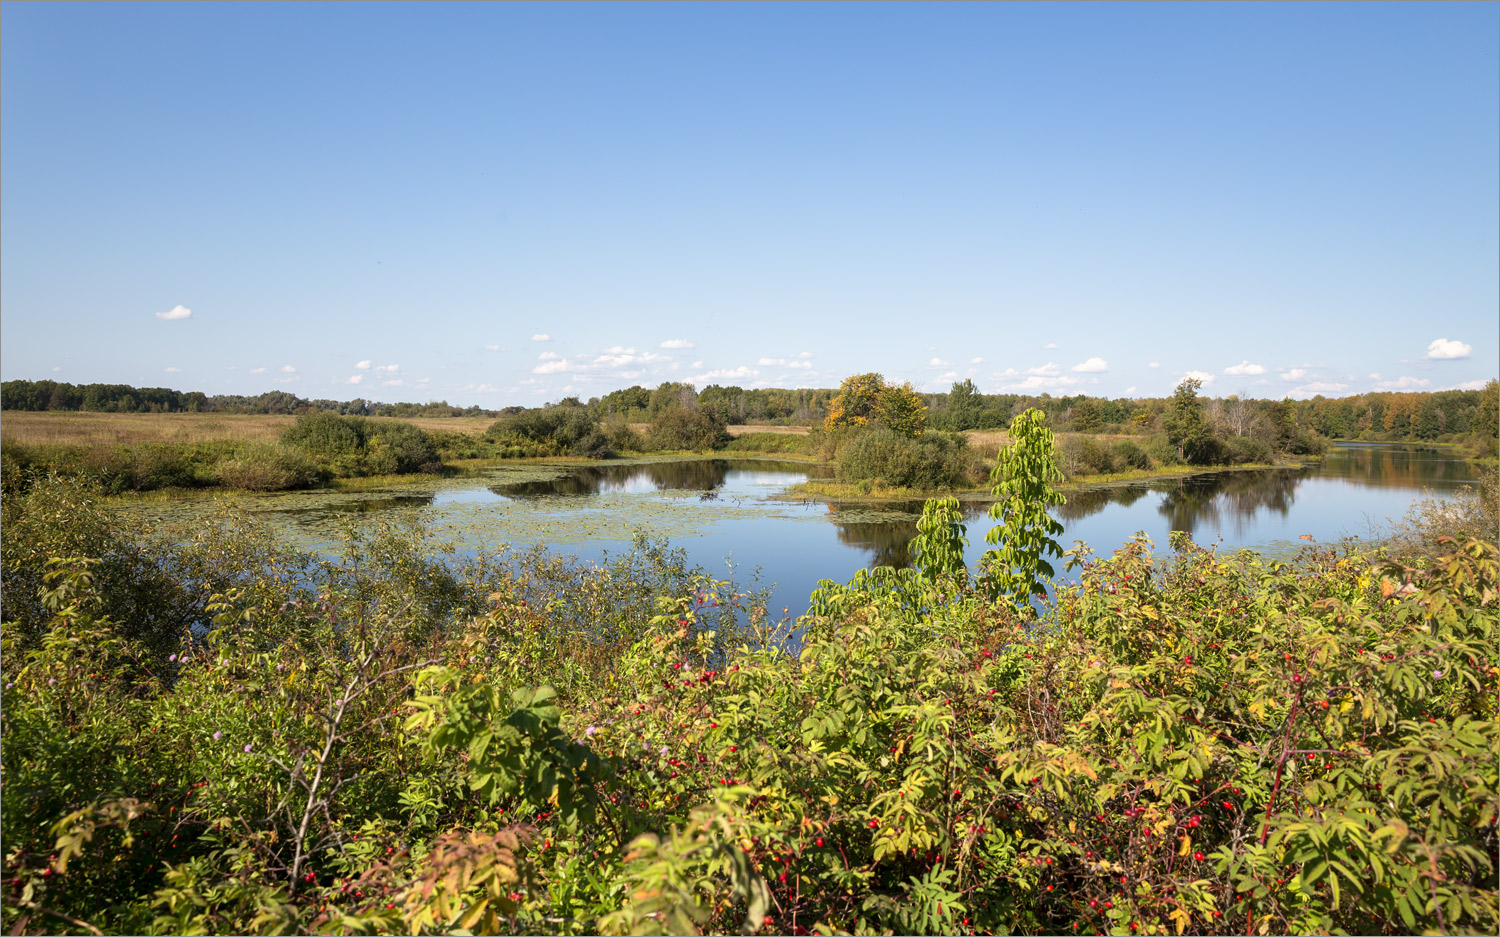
[115,459,835,557]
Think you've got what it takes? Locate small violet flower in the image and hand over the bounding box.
[169,654,178,662]
[585,726,597,737]
[213,731,223,740]
[1433,669,1444,679]
[243,744,253,753]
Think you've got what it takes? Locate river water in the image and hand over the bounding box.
[120,443,1479,620]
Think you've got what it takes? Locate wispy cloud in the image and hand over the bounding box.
[1223,360,1266,376]
[1025,362,1061,376]
[483,344,502,352]
[758,357,812,369]
[692,366,760,383]
[250,366,267,374]
[1071,357,1108,373]
[971,356,984,364]
[531,333,551,342]
[1288,381,1349,398]
[164,366,181,372]
[533,360,570,374]
[1425,338,1471,360]
[999,374,1081,392]
[355,360,372,370]
[1042,342,1057,349]
[155,304,192,321]
[1181,370,1215,385]
[340,375,364,385]
[660,338,694,349]
[1444,379,1490,391]
[1375,376,1430,390]
[1147,362,1160,368]
[280,365,296,373]
[929,357,951,368]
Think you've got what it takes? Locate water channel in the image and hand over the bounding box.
[119,443,1480,620]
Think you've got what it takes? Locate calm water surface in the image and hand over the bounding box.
[123,444,1478,620]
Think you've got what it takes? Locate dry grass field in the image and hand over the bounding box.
[0,411,495,447]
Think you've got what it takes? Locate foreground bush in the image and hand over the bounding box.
[835,426,973,488]
[0,472,1495,935]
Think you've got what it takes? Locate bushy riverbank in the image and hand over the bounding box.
[2,469,1495,936]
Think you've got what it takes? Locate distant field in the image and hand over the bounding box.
[726,424,810,437]
[0,411,494,447]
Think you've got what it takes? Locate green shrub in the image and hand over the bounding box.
[364,421,441,474]
[835,427,969,488]
[487,406,602,456]
[647,406,729,451]
[215,443,322,491]
[1224,434,1274,465]
[1111,439,1151,470]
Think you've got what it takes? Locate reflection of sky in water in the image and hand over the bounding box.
[123,445,1478,621]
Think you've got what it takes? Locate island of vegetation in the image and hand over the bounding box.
[1,400,1495,935]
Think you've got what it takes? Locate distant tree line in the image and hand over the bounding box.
[4,376,1495,455]
[0,380,495,418]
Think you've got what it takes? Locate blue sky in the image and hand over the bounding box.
[2,2,1495,406]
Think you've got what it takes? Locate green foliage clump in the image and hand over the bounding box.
[835,427,971,489]
[646,405,730,452]
[214,442,321,491]
[487,404,612,458]
[982,407,1066,609]
[280,413,440,476]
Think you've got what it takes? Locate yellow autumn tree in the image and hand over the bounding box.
[824,373,927,438]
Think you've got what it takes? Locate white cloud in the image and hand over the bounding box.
[1181,370,1216,385]
[355,360,372,370]
[280,364,296,373]
[1278,368,1306,381]
[533,360,570,374]
[1375,376,1430,390]
[1147,362,1160,368]
[603,345,636,355]
[341,375,364,385]
[1288,381,1349,399]
[692,366,760,383]
[538,351,563,361]
[275,376,298,384]
[465,383,500,393]
[250,366,267,374]
[375,364,399,372]
[519,378,538,385]
[1368,372,1382,379]
[1042,342,1058,349]
[51,366,61,372]
[1025,362,1061,376]
[971,356,984,364]
[1444,379,1490,391]
[155,304,192,321]
[929,357,951,368]
[1000,374,1082,393]
[484,344,502,352]
[1123,386,1137,395]
[1425,338,1471,360]
[531,333,551,342]
[660,339,694,349]
[690,361,703,369]
[798,351,813,358]
[1071,357,1108,373]
[164,366,181,372]
[934,371,959,383]
[1223,360,1266,376]
[381,379,405,387]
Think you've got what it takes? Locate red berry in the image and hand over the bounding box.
[1194,851,1205,861]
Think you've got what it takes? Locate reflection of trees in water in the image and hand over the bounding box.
[1156,470,1304,538]
[490,458,829,499]
[1054,486,1147,521]
[831,517,920,569]
[492,461,734,498]
[1327,445,1476,489]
